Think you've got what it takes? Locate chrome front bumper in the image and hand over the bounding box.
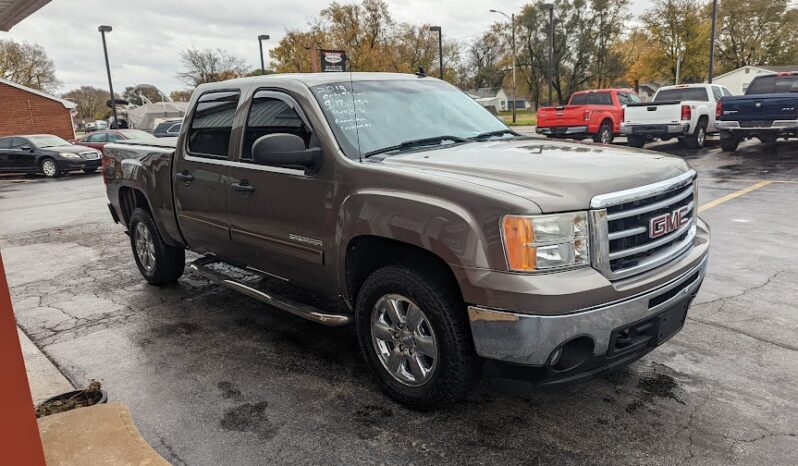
[468,255,707,366]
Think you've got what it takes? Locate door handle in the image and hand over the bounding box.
[232,181,255,193]
[175,171,193,182]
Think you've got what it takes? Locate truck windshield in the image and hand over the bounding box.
[311,79,510,159]
[654,88,709,102]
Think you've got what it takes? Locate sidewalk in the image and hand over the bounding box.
[18,327,73,404]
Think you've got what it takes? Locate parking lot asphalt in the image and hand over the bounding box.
[1,138,796,465]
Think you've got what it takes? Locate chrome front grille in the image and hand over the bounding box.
[80,151,100,160]
[590,170,697,280]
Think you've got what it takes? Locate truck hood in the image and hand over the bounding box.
[380,138,690,213]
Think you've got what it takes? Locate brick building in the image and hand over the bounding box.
[0,78,76,140]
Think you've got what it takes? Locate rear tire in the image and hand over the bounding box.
[758,134,777,144]
[40,158,61,178]
[355,265,478,410]
[720,133,740,152]
[685,119,707,149]
[627,135,645,148]
[592,121,614,144]
[128,208,185,285]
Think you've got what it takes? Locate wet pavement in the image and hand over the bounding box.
[1,138,797,465]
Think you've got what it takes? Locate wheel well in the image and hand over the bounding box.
[118,187,151,225]
[600,117,613,129]
[698,115,709,125]
[345,236,462,306]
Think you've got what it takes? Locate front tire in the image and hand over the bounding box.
[355,265,478,410]
[40,158,61,178]
[627,134,645,148]
[128,208,185,285]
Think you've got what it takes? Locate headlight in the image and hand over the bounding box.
[59,152,81,159]
[502,212,589,271]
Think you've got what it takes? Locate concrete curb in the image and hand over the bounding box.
[18,326,74,404]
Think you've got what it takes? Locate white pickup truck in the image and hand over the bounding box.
[621,83,732,149]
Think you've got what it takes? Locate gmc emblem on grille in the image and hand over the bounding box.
[649,206,689,239]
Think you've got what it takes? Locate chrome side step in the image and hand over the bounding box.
[189,256,350,327]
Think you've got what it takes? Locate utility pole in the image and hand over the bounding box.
[98,25,118,128]
[490,10,517,123]
[258,35,270,75]
[430,26,443,79]
[542,4,555,105]
[675,51,682,85]
[708,0,718,83]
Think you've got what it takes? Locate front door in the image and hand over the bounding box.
[172,90,242,255]
[226,90,335,294]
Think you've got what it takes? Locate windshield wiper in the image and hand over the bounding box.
[363,135,470,158]
[470,129,518,140]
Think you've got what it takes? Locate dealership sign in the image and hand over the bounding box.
[320,49,348,72]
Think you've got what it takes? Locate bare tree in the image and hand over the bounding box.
[169,89,194,102]
[62,86,109,121]
[0,39,60,92]
[176,48,249,86]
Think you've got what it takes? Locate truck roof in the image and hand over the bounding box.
[196,72,439,93]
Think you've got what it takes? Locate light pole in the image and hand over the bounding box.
[98,25,118,128]
[541,3,555,105]
[429,26,443,79]
[258,34,270,75]
[490,9,517,123]
[707,0,718,83]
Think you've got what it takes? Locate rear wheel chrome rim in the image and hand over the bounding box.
[134,223,156,273]
[601,127,611,144]
[42,160,57,177]
[371,294,438,387]
[697,128,705,146]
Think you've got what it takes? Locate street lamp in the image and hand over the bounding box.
[429,26,443,79]
[98,25,118,128]
[258,34,270,75]
[541,3,555,105]
[707,0,718,83]
[490,9,517,123]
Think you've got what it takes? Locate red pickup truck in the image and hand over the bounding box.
[536,89,642,144]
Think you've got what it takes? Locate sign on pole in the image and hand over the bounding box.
[319,50,348,72]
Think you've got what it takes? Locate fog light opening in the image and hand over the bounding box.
[548,336,594,373]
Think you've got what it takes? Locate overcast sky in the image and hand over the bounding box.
[0,0,649,95]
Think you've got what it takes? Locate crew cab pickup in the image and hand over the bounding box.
[622,83,732,149]
[103,73,710,409]
[536,89,641,144]
[716,72,798,151]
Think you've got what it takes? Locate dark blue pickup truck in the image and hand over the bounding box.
[716,72,798,151]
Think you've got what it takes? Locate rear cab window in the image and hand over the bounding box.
[746,74,798,95]
[187,91,241,159]
[570,92,612,105]
[654,87,709,102]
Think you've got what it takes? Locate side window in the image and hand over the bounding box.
[10,138,28,149]
[106,133,123,142]
[92,133,109,143]
[241,91,311,162]
[168,123,181,134]
[617,93,629,105]
[628,93,643,103]
[0,138,11,149]
[187,91,240,158]
[711,86,723,101]
[722,87,732,97]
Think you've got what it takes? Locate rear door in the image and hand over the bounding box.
[0,137,11,171]
[225,89,335,292]
[172,89,242,256]
[8,137,37,171]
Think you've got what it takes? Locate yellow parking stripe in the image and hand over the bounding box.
[698,181,773,212]
[700,177,798,184]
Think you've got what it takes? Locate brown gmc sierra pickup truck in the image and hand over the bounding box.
[103,72,710,409]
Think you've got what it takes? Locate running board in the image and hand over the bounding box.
[189,256,350,327]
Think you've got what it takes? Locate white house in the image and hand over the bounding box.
[466,88,527,113]
[712,65,798,95]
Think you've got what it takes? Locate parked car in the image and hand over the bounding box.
[0,134,101,177]
[70,129,156,150]
[622,83,732,149]
[152,119,182,138]
[103,73,709,409]
[536,89,642,144]
[716,72,798,151]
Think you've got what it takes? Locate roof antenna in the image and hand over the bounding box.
[415,66,427,78]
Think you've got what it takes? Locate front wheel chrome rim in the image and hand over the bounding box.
[42,160,56,176]
[371,294,438,387]
[134,223,156,273]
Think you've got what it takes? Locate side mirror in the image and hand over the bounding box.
[252,134,320,171]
